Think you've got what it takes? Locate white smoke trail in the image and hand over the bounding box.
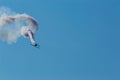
[0,7,38,44]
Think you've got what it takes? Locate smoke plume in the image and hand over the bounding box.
[0,7,38,44]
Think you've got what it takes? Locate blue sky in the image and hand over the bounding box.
[0,0,120,80]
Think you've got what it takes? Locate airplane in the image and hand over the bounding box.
[31,43,40,49]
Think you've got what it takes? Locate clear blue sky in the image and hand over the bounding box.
[0,0,120,80]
